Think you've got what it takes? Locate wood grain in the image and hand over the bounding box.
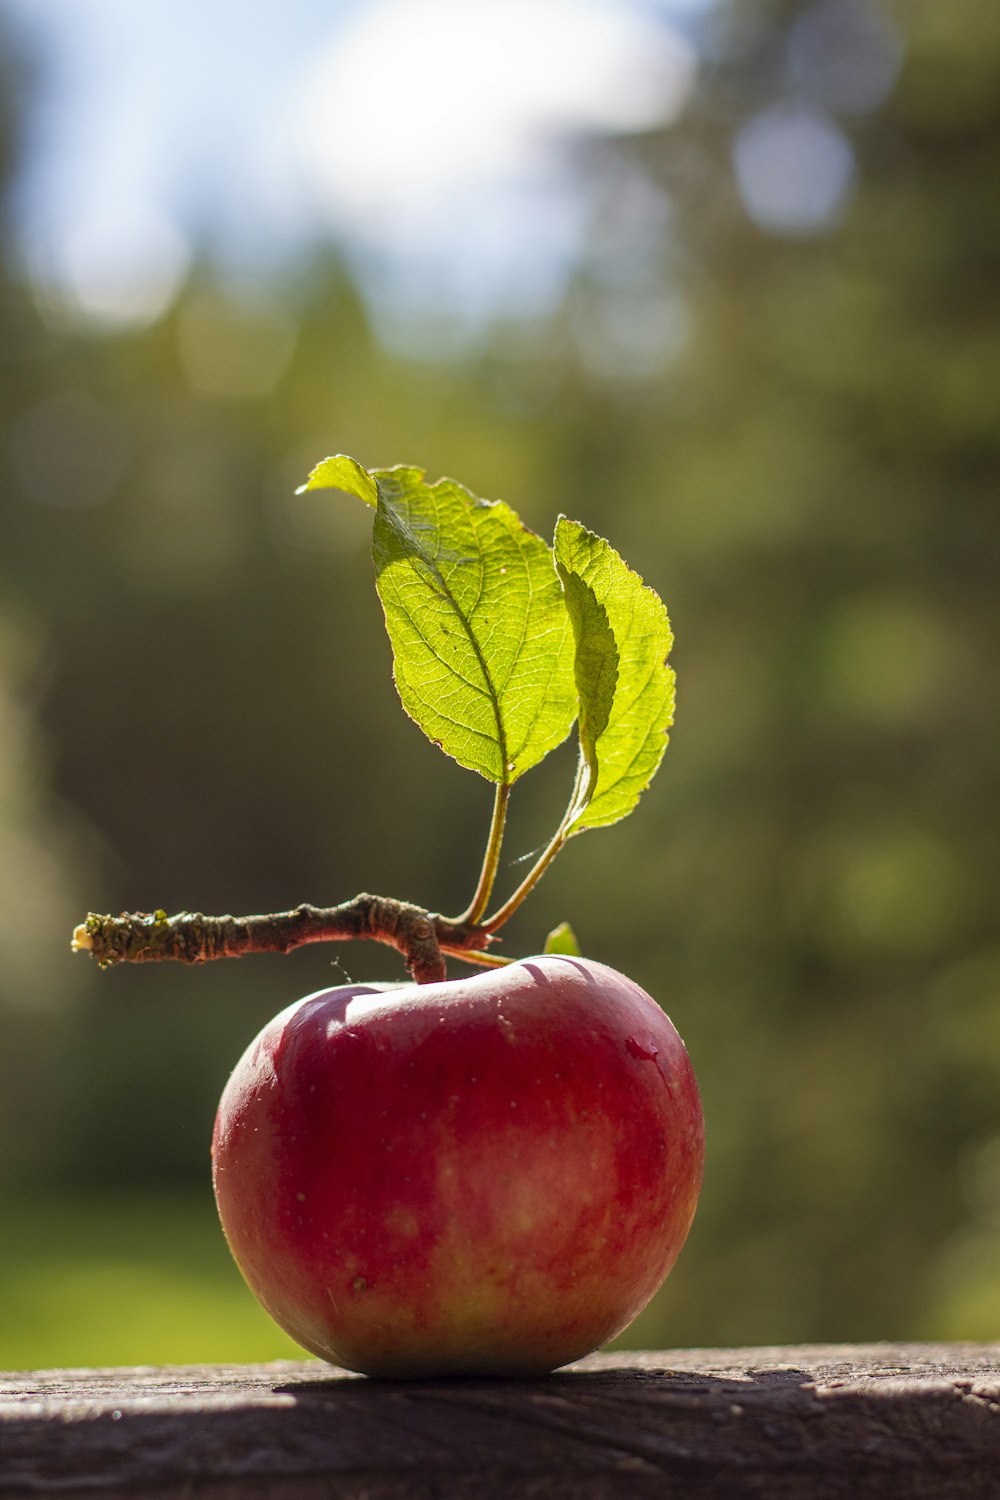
[2,1344,1000,1499]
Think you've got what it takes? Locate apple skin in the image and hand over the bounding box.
[212,955,704,1378]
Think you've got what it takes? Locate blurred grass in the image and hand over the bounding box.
[0,1190,301,1370]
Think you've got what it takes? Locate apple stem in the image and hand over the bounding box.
[440,944,512,969]
[450,781,511,928]
[71,897,501,984]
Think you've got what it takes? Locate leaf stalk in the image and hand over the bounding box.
[451,781,511,927]
[482,757,587,934]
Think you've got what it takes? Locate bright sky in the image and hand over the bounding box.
[2,0,713,342]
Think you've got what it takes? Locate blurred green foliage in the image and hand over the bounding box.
[1,0,998,1369]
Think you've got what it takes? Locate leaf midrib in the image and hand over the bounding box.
[381,490,511,780]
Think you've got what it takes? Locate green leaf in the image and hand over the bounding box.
[543,921,582,957]
[302,457,577,784]
[554,517,675,834]
[554,564,619,806]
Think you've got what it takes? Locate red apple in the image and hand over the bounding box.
[212,955,704,1378]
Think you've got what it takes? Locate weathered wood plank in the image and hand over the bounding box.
[2,1343,999,1500]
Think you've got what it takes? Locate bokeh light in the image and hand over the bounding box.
[733,104,856,236]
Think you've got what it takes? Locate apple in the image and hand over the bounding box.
[212,954,704,1378]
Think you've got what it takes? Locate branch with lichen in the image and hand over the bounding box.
[71,896,508,986]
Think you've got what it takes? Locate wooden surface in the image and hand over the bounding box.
[3,1343,1000,1499]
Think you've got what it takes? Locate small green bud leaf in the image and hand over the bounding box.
[554,517,675,834]
[299,454,378,508]
[543,921,582,957]
[303,457,577,785]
